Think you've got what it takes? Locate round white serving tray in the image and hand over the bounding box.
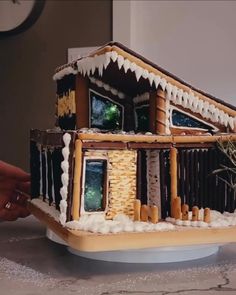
[46,228,220,263]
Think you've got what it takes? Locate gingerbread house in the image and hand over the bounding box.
[29,42,236,251]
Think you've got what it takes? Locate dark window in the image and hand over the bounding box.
[90,90,123,130]
[172,110,213,130]
[135,105,149,132]
[84,159,107,212]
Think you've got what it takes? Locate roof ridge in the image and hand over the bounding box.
[54,41,236,112]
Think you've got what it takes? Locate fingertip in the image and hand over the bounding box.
[16,181,31,195]
[19,207,31,218]
[12,192,29,205]
[0,202,30,221]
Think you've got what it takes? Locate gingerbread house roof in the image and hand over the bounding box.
[53,42,236,130]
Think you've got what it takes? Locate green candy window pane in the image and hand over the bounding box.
[172,110,213,130]
[90,91,123,130]
[84,160,106,212]
[135,105,149,132]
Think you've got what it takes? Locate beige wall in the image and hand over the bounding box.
[113,1,236,106]
[0,0,112,170]
[106,150,137,219]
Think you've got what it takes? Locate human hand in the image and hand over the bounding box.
[0,161,31,221]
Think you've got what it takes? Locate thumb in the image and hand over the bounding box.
[0,161,30,182]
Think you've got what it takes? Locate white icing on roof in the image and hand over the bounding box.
[53,50,236,131]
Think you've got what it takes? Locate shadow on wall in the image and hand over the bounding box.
[0,0,112,170]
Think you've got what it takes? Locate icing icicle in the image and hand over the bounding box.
[59,133,71,225]
[53,51,235,130]
[89,77,126,99]
[133,92,149,104]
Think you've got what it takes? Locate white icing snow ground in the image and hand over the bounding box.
[166,209,236,228]
[31,199,236,234]
[66,214,175,234]
[31,198,60,221]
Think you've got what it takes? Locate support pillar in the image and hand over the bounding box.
[149,89,167,135]
[72,139,83,220]
[170,146,178,217]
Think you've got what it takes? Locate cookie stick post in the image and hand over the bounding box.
[72,139,82,220]
[170,146,178,217]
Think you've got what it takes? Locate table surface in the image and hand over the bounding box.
[1,216,236,295]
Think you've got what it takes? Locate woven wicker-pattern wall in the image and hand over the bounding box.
[83,150,137,219]
[106,150,137,219]
[84,151,107,158]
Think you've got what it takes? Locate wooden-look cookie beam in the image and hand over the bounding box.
[173,135,236,143]
[170,147,178,217]
[150,205,158,224]
[192,206,199,221]
[140,205,149,222]
[182,204,189,220]
[78,133,236,144]
[134,199,141,221]
[173,196,181,219]
[150,89,167,135]
[156,89,167,135]
[72,139,83,220]
[204,208,211,223]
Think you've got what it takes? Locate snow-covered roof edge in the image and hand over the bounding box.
[53,42,236,129]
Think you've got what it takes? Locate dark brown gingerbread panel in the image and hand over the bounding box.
[75,74,89,129]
